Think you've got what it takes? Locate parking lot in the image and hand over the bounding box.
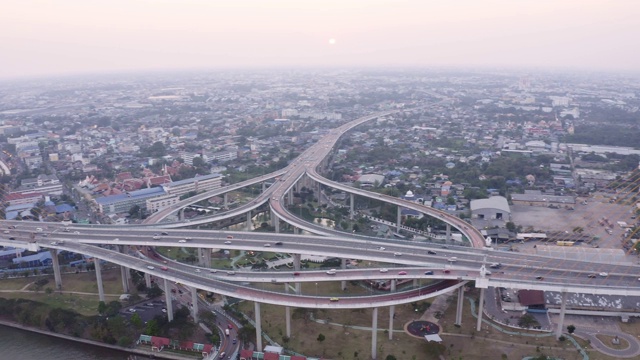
[121,298,174,323]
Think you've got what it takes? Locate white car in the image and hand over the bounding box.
[326,269,337,275]
[264,243,271,247]
[147,266,155,270]
[210,269,217,273]
[378,246,386,251]
[393,252,402,257]
[448,257,458,262]
[224,241,232,245]
[114,238,119,241]
[379,268,389,273]
[599,272,608,277]
[152,236,160,240]
[178,239,187,243]
[195,268,201,273]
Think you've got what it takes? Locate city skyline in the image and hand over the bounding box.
[2,0,640,80]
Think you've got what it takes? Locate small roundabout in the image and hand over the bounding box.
[405,320,440,338]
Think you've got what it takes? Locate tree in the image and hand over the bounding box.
[130,313,143,329]
[97,301,107,315]
[517,314,539,329]
[146,284,163,299]
[317,333,326,342]
[385,356,397,360]
[145,319,160,336]
[567,324,576,334]
[129,205,141,218]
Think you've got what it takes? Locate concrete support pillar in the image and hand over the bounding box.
[271,209,279,233]
[318,183,321,205]
[413,279,418,288]
[246,211,252,231]
[50,249,62,290]
[446,223,451,242]
[556,291,568,339]
[396,206,402,232]
[120,266,130,293]
[455,286,464,326]
[255,302,263,352]
[201,248,211,268]
[284,283,291,338]
[476,288,485,331]
[341,258,347,290]
[164,279,174,322]
[262,182,266,192]
[144,273,152,288]
[197,248,204,266]
[293,254,301,294]
[350,193,355,220]
[178,208,185,221]
[288,188,293,206]
[223,193,228,208]
[389,280,396,340]
[372,307,379,360]
[94,257,105,302]
[191,286,199,323]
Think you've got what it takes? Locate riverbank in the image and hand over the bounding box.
[0,319,197,360]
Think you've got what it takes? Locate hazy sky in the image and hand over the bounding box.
[2,0,640,79]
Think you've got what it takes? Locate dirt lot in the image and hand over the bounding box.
[235,285,623,360]
[510,192,636,250]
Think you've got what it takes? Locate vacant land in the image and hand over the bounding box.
[238,285,624,360]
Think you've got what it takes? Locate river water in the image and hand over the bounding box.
[0,324,141,359]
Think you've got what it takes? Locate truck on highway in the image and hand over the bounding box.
[225,328,230,336]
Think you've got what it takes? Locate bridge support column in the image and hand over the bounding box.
[556,291,568,339]
[371,307,379,360]
[446,223,451,242]
[271,209,280,233]
[50,249,62,290]
[94,257,105,302]
[191,286,199,323]
[389,280,396,340]
[120,266,130,293]
[413,279,418,288]
[284,283,291,338]
[350,193,355,220]
[341,258,347,290]
[117,245,131,293]
[178,208,185,221]
[262,182,266,192]
[144,273,152,289]
[293,254,301,294]
[288,188,293,206]
[396,206,402,232]
[246,211,252,231]
[455,286,464,326]
[164,279,174,322]
[476,287,485,331]
[197,248,204,266]
[201,248,211,268]
[317,183,321,205]
[223,193,228,208]
[255,302,263,352]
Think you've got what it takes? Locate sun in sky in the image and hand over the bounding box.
[328,38,336,45]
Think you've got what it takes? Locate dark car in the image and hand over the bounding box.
[535,276,544,280]
[275,241,283,246]
[293,272,301,276]
[427,250,437,255]
[424,270,434,275]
